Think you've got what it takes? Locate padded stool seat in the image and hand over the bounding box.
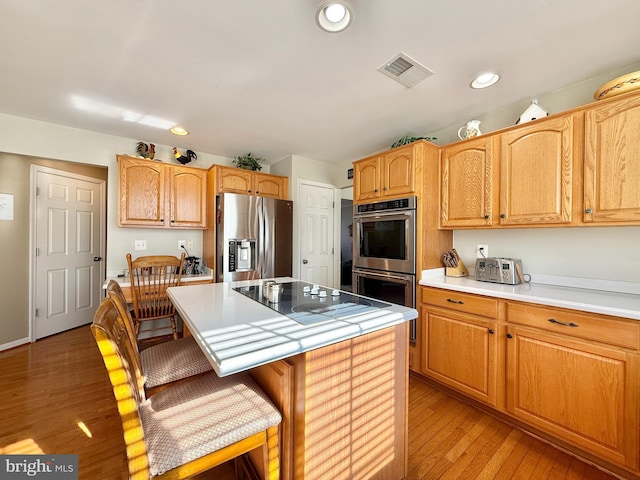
[142,371,282,477]
[141,336,213,389]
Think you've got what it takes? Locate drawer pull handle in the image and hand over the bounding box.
[446,298,464,305]
[548,318,579,327]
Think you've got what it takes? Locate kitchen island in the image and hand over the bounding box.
[167,279,417,480]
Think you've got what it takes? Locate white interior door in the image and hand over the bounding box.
[33,167,105,339]
[299,182,334,287]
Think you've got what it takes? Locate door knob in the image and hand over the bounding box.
[93,256,102,261]
[302,259,308,264]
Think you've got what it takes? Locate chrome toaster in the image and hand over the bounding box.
[475,257,524,285]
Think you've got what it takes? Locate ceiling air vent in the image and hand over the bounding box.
[378,52,434,88]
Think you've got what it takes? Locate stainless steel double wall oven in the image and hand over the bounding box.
[352,196,417,342]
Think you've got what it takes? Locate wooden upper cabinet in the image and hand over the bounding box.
[353,157,380,200]
[214,165,288,199]
[440,135,494,228]
[353,144,415,201]
[382,145,414,196]
[499,114,574,225]
[119,156,165,227]
[168,166,207,228]
[118,156,207,229]
[215,166,253,194]
[584,93,640,224]
[254,172,288,199]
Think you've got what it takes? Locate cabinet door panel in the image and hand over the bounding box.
[507,327,638,468]
[170,167,207,228]
[354,157,380,200]
[423,308,498,406]
[382,147,414,196]
[584,94,640,223]
[254,173,287,199]
[118,158,165,226]
[440,137,494,228]
[500,115,573,225]
[217,167,254,194]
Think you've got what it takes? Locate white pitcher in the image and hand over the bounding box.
[457,120,482,140]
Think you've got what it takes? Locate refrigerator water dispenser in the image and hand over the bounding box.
[228,239,256,272]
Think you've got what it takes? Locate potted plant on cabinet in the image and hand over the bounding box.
[390,135,437,148]
[233,153,265,171]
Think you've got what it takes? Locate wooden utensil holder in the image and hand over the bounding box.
[445,259,469,277]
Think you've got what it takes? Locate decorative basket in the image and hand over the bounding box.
[594,70,640,100]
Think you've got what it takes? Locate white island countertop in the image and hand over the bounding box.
[167,278,418,377]
[419,269,640,321]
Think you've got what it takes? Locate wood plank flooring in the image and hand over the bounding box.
[0,326,623,480]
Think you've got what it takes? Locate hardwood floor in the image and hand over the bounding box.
[0,326,622,480]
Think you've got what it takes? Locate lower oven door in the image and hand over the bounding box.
[353,268,416,343]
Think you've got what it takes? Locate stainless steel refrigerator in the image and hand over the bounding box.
[216,193,293,282]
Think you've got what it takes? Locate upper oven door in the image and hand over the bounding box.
[353,209,416,274]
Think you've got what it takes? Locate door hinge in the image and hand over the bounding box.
[35,247,40,257]
[36,187,40,196]
[35,308,39,317]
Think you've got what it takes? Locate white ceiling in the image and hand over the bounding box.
[2,0,640,165]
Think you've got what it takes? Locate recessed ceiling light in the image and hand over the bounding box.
[471,72,500,89]
[170,126,189,136]
[316,0,352,33]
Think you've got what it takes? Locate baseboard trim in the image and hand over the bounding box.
[0,336,31,352]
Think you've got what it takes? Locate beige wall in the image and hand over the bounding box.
[0,153,108,346]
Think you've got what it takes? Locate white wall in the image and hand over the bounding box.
[429,61,640,146]
[453,227,640,284]
[0,112,235,276]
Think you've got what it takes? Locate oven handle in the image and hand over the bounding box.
[354,269,413,283]
[353,210,414,220]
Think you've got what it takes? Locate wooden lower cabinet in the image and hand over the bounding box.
[506,325,639,471]
[249,324,408,480]
[420,287,640,476]
[422,306,499,407]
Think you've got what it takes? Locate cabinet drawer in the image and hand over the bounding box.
[421,287,498,318]
[506,302,640,350]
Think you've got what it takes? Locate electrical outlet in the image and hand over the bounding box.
[134,240,147,251]
[476,244,488,258]
[186,240,194,250]
[178,240,186,250]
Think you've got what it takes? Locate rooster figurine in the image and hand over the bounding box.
[136,142,155,160]
[173,147,197,165]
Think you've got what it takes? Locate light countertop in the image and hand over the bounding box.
[102,269,213,289]
[167,278,418,377]
[419,269,640,320]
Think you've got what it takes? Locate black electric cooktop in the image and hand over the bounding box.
[233,281,391,325]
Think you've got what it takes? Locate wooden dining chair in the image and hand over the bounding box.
[91,298,282,480]
[106,279,213,391]
[126,253,185,342]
